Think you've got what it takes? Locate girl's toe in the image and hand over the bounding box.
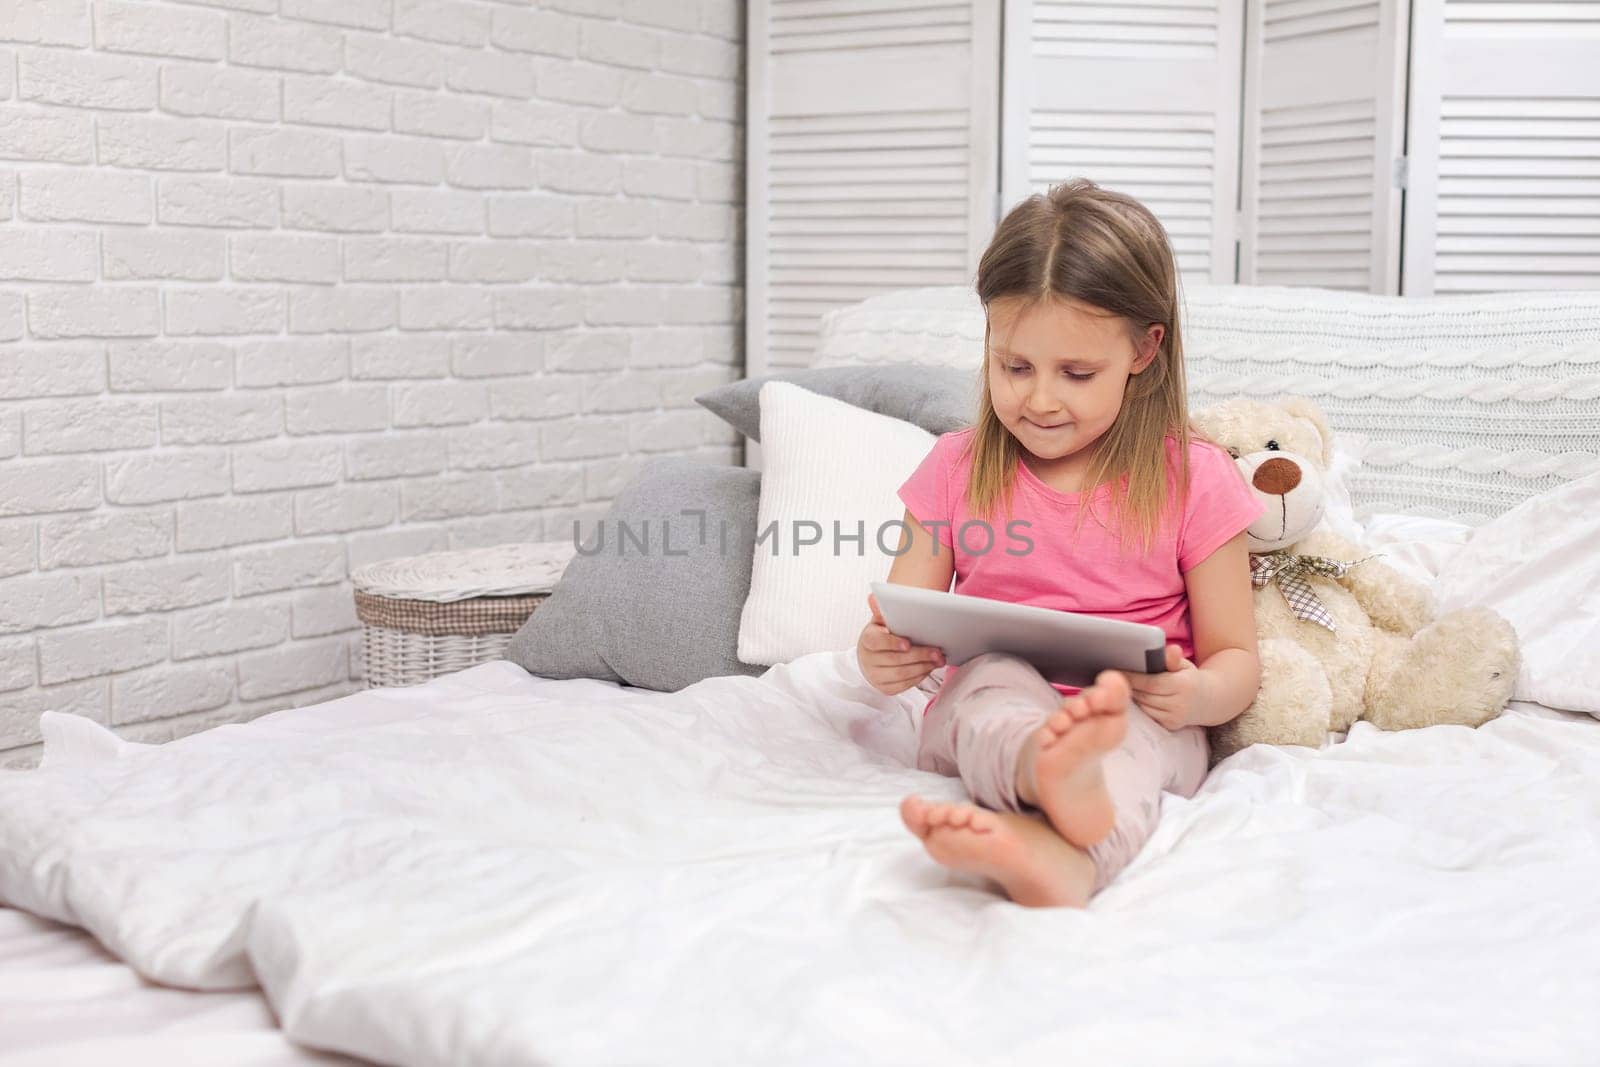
[899,795,927,833]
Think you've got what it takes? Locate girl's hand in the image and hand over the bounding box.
[856,592,945,695]
[1123,644,1208,730]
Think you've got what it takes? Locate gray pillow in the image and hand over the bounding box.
[695,364,978,442]
[507,457,768,692]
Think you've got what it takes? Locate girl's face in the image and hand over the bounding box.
[985,296,1162,477]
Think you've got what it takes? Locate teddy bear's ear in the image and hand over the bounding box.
[1279,396,1333,466]
[1188,399,1240,443]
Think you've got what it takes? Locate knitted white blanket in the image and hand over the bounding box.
[811,285,1600,524]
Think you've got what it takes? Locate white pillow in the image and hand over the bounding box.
[738,381,935,665]
[1431,469,1600,716]
[1356,512,1473,587]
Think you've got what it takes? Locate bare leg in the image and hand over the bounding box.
[1013,670,1130,850]
[899,795,1096,908]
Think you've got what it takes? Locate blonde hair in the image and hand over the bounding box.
[962,178,1189,553]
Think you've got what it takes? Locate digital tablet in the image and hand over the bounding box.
[869,581,1168,688]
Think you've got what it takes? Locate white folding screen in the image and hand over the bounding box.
[745,0,1001,378]
[1403,0,1600,294]
[747,0,1600,391]
[1237,0,1409,292]
[1000,0,1244,284]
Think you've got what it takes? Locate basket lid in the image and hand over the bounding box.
[351,541,577,602]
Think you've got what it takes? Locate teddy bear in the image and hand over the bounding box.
[1190,396,1520,765]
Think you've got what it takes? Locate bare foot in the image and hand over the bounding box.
[1015,670,1130,849]
[899,795,1096,908]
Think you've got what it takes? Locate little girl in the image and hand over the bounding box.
[856,179,1263,908]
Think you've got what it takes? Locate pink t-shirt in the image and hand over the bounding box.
[896,428,1262,706]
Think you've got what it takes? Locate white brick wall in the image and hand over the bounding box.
[0,0,745,768]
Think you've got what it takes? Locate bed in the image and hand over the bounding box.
[3,283,1599,1066]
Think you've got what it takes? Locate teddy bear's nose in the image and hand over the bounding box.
[1252,457,1302,496]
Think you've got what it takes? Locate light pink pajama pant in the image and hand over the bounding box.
[915,651,1209,896]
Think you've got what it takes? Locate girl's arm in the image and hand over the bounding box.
[1183,530,1261,727]
[1127,531,1261,729]
[884,508,955,591]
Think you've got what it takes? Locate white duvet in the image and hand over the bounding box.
[2,647,1599,1066]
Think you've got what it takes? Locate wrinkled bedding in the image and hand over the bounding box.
[2,650,1598,1066]
[0,906,359,1067]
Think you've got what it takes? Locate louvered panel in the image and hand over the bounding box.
[1403,2,1600,293]
[1435,215,1600,235]
[1025,103,1222,278]
[749,0,999,384]
[1258,156,1374,182]
[1444,1,1600,29]
[771,0,967,19]
[1034,0,1220,59]
[1254,98,1376,289]
[1264,0,1382,42]
[1238,0,1403,291]
[1008,0,1242,282]
[768,0,970,52]
[770,25,971,52]
[771,203,971,222]
[771,180,970,200]
[765,110,979,368]
[1433,95,1600,292]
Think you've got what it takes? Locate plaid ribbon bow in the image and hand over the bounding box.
[1249,550,1375,632]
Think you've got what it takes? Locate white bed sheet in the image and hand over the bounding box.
[1,653,1597,1067]
[0,907,363,1066]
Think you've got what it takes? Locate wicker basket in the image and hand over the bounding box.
[352,541,576,687]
